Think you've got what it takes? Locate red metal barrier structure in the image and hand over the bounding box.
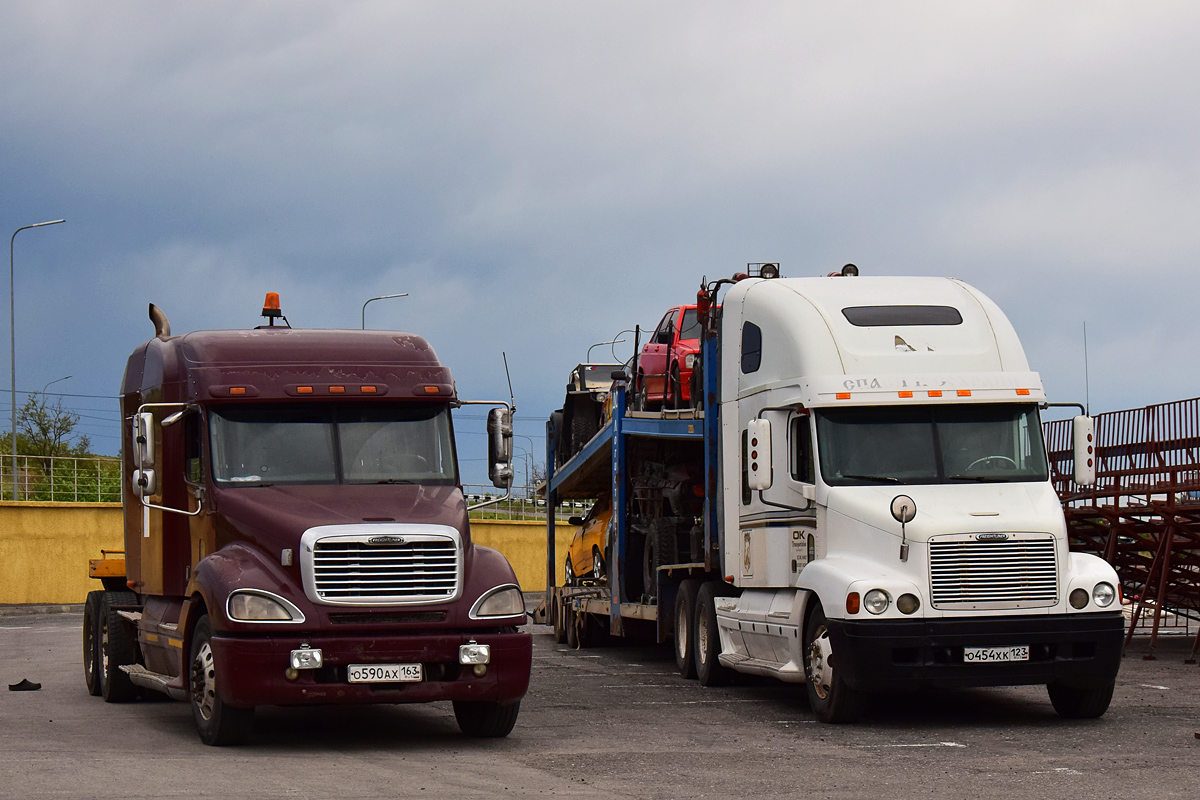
[1045,398,1200,662]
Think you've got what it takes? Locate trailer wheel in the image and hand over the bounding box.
[189,615,254,746]
[453,700,520,738]
[674,579,700,679]
[804,605,865,723]
[565,603,579,649]
[1047,681,1115,719]
[99,590,140,703]
[83,591,103,696]
[695,582,732,686]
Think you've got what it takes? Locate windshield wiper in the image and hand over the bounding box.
[840,473,902,484]
[947,475,1009,483]
[375,479,417,485]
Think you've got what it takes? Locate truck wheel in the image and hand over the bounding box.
[674,579,700,679]
[83,591,103,696]
[453,700,520,738]
[695,582,732,686]
[565,603,579,649]
[1047,681,1115,719]
[189,615,254,746]
[99,590,140,703]
[804,605,865,723]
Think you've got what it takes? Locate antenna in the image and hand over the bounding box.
[502,351,515,411]
[1083,321,1091,416]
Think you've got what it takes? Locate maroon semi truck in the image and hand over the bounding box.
[82,296,531,745]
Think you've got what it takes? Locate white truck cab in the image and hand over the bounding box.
[714,273,1121,721]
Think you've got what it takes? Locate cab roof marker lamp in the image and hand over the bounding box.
[957,389,972,397]
[928,390,942,397]
[836,392,851,400]
[1016,389,1031,396]
[899,391,913,398]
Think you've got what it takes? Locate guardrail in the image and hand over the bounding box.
[0,454,122,503]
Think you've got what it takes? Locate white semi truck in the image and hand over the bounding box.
[546,264,1121,722]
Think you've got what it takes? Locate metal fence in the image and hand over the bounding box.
[464,485,592,522]
[0,454,122,503]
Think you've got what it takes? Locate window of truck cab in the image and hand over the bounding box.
[814,403,1048,486]
[208,402,458,486]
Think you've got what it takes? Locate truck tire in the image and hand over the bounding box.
[453,700,521,738]
[189,615,254,746]
[804,605,866,723]
[1047,681,1115,719]
[83,591,103,696]
[695,582,732,687]
[99,590,140,703]
[565,603,579,649]
[674,579,701,679]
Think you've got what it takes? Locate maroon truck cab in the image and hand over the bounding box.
[84,301,531,745]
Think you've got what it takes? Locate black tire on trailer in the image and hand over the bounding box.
[99,590,140,703]
[552,593,568,644]
[668,363,682,410]
[189,614,254,746]
[690,362,703,410]
[804,604,866,723]
[83,590,103,696]
[622,533,645,602]
[1047,681,1115,719]
[694,581,733,686]
[578,610,608,648]
[634,375,648,412]
[550,410,566,469]
[565,603,580,649]
[642,532,660,601]
[674,578,701,679]
[453,700,521,738]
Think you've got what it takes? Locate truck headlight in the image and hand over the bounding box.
[459,641,492,665]
[1092,582,1116,608]
[863,589,890,615]
[1069,588,1089,609]
[896,593,920,615]
[469,585,526,619]
[227,590,305,623]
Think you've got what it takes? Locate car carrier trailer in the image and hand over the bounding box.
[544,264,1123,722]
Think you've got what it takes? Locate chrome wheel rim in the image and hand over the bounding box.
[807,625,833,700]
[99,616,110,688]
[565,557,574,586]
[191,641,217,721]
[676,602,689,660]
[592,550,603,580]
[696,605,709,664]
[84,613,96,677]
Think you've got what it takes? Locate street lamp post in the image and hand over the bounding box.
[361,293,409,329]
[10,219,65,501]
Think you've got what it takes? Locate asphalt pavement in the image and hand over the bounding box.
[1,610,1197,799]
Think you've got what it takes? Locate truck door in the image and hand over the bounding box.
[641,310,675,404]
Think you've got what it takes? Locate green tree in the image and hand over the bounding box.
[17,392,89,473]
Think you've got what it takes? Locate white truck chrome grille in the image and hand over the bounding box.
[928,535,1058,609]
[300,525,462,606]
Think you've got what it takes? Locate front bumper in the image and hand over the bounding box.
[827,612,1123,692]
[210,630,532,708]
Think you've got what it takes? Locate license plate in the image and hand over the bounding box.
[347,663,423,683]
[963,645,1029,664]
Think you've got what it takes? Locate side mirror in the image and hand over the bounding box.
[132,468,157,498]
[568,516,584,526]
[134,412,155,468]
[1072,415,1095,486]
[746,419,772,490]
[487,407,513,489]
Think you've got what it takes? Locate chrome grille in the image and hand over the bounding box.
[929,536,1058,609]
[310,538,459,604]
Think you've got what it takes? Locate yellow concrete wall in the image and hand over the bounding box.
[0,503,575,604]
[0,502,125,605]
[469,520,576,592]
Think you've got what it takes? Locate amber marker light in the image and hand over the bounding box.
[836,392,851,400]
[928,390,942,397]
[899,391,913,398]
[423,385,440,394]
[957,389,972,397]
[297,386,313,394]
[846,592,861,614]
[1016,388,1030,396]
[360,385,377,394]
[329,386,345,394]
[229,387,246,396]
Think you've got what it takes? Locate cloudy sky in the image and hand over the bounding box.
[2,2,1197,484]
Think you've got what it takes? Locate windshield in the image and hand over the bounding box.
[679,308,701,340]
[815,403,1048,486]
[209,403,458,486]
